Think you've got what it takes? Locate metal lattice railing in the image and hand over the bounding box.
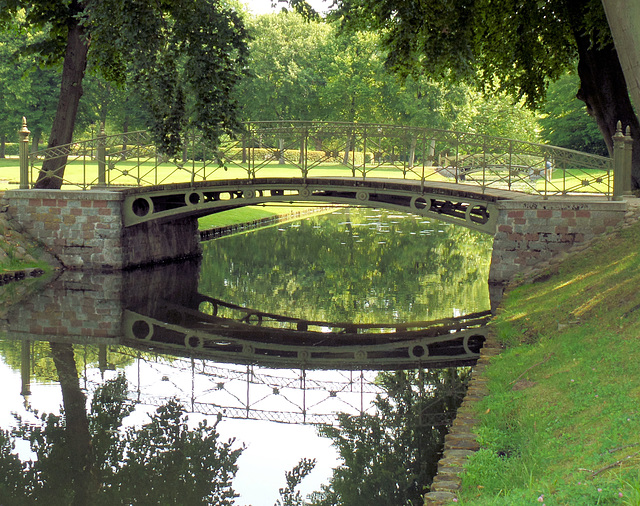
[18,119,632,198]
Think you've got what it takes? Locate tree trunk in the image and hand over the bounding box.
[343,134,351,167]
[601,0,640,114]
[35,20,89,189]
[0,134,5,158]
[573,33,640,189]
[50,342,96,505]
[278,137,285,164]
[31,129,42,153]
[408,135,417,169]
[122,116,129,153]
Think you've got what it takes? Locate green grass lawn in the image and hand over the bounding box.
[456,219,640,505]
[196,203,334,229]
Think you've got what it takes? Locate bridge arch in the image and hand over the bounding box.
[121,177,503,235]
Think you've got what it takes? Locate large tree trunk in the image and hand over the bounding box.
[35,20,89,189]
[573,32,640,189]
[601,0,640,114]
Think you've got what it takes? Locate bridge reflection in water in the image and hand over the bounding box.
[125,298,488,371]
[4,261,489,425]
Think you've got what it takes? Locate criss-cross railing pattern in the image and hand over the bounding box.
[19,120,629,198]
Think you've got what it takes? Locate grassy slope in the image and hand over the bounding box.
[456,220,640,505]
[0,213,53,273]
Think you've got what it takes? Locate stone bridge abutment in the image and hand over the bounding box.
[3,185,630,285]
[488,199,627,284]
[4,189,201,270]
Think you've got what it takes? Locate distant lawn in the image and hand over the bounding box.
[0,156,448,190]
[197,204,332,229]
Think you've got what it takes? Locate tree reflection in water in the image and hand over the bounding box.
[1,344,243,506]
[310,368,469,506]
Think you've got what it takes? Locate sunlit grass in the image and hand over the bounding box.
[0,156,451,190]
[458,220,640,505]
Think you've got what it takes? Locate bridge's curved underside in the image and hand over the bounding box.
[121,177,509,234]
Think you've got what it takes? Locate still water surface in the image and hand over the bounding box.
[0,207,492,505]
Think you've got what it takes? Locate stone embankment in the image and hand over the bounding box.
[423,333,502,505]
[424,197,640,505]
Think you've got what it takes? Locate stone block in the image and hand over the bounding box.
[424,491,458,505]
[431,480,461,492]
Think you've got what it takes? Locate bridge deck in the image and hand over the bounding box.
[118,177,515,200]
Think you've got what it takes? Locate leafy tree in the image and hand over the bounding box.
[382,74,466,131]
[319,30,387,124]
[310,368,470,506]
[238,12,332,121]
[327,0,640,187]
[539,71,608,155]
[0,21,58,155]
[76,72,150,139]
[0,0,250,188]
[451,87,540,143]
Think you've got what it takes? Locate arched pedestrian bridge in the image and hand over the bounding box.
[122,177,503,234]
[5,120,634,284]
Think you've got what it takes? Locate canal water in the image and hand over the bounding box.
[0,206,493,505]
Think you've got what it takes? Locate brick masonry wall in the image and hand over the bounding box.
[6,190,126,269]
[5,189,201,270]
[2,266,203,343]
[489,199,627,285]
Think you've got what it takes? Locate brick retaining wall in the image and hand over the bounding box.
[3,271,124,341]
[489,199,627,284]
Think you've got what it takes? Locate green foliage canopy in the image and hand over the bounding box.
[0,0,250,176]
[539,72,608,155]
[332,0,600,109]
[329,0,640,185]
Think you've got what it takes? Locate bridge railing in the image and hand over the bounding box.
[17,119,632,198]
